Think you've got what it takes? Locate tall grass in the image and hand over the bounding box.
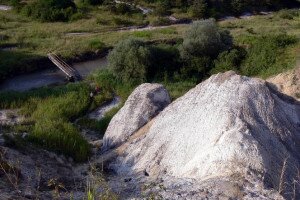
[240,34,297,78]
[0,82,113,162]
[77,105,121,134]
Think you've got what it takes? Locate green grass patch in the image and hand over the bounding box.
[77,105,121,134]
[133,31,153,38]
[0,82,113,162]
[240,34,297,78]
[158,28,178,35]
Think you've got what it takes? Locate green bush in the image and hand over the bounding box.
[178,19,233,80]
[112,17,133,26]
[211,48,246,74]
[278,9,299,20]
[150,17,171,26]
[22,0,77,22]
[189,0,208,19]
[180,56,212,80]
[155,0,171,16]
[180,19,233,60]
[90,69,117,92]
[108,38,151,84]
[70,12,84,21]
[149,44,181,79]
[107,2,139,15]
[241,34,297,77]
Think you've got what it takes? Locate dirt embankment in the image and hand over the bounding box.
[267,66,300,101]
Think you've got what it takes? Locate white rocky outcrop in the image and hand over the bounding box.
[108,71,300,198]
[102,83,171,150]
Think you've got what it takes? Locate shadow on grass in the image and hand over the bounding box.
[0,50,54,83]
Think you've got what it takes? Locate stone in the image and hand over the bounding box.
[102,83,171,150]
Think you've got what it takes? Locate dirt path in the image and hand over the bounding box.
[65,12,272,37]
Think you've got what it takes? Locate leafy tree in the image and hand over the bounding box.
[211,48,246,74]
[22,0,77,22]
[180,19,233,60]
[155,0,171,16]
[189,0,208,19]
[230,0,246,14]
[108,38,151,84]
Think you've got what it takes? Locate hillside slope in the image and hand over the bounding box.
[268,66,300,101]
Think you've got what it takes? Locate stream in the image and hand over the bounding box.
[0,57,108,92]
[0,5,12,11]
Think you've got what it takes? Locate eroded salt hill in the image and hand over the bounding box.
[105,71,300,199]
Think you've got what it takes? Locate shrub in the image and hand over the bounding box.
[70,12,84,21]
[22,0,77,22]
[278,9,299,20]
[90,69,117,92]
[108,38,151,84]
[149,44,181,79]
[230,0,246,15]
[180,56,212,80]
[211,48,246,74]
[112,17,133,26]
[150,17,171,26]
[180,19,233,60]
[241,34,297,77]
[155,0,171,16]
[107,2,139,15]
[189,0,208,19]
[115,3,132,15]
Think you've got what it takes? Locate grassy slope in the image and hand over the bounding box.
[219,12,300,78]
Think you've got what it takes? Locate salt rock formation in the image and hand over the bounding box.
[102,83,171,150]
[110,71,300,198]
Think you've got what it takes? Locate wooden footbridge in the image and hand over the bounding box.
[47,53,82,81]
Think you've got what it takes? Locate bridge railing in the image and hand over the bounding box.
[47,53,82,81]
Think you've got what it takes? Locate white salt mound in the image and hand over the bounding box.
[110,71,300,198]
[102,83,171,150]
